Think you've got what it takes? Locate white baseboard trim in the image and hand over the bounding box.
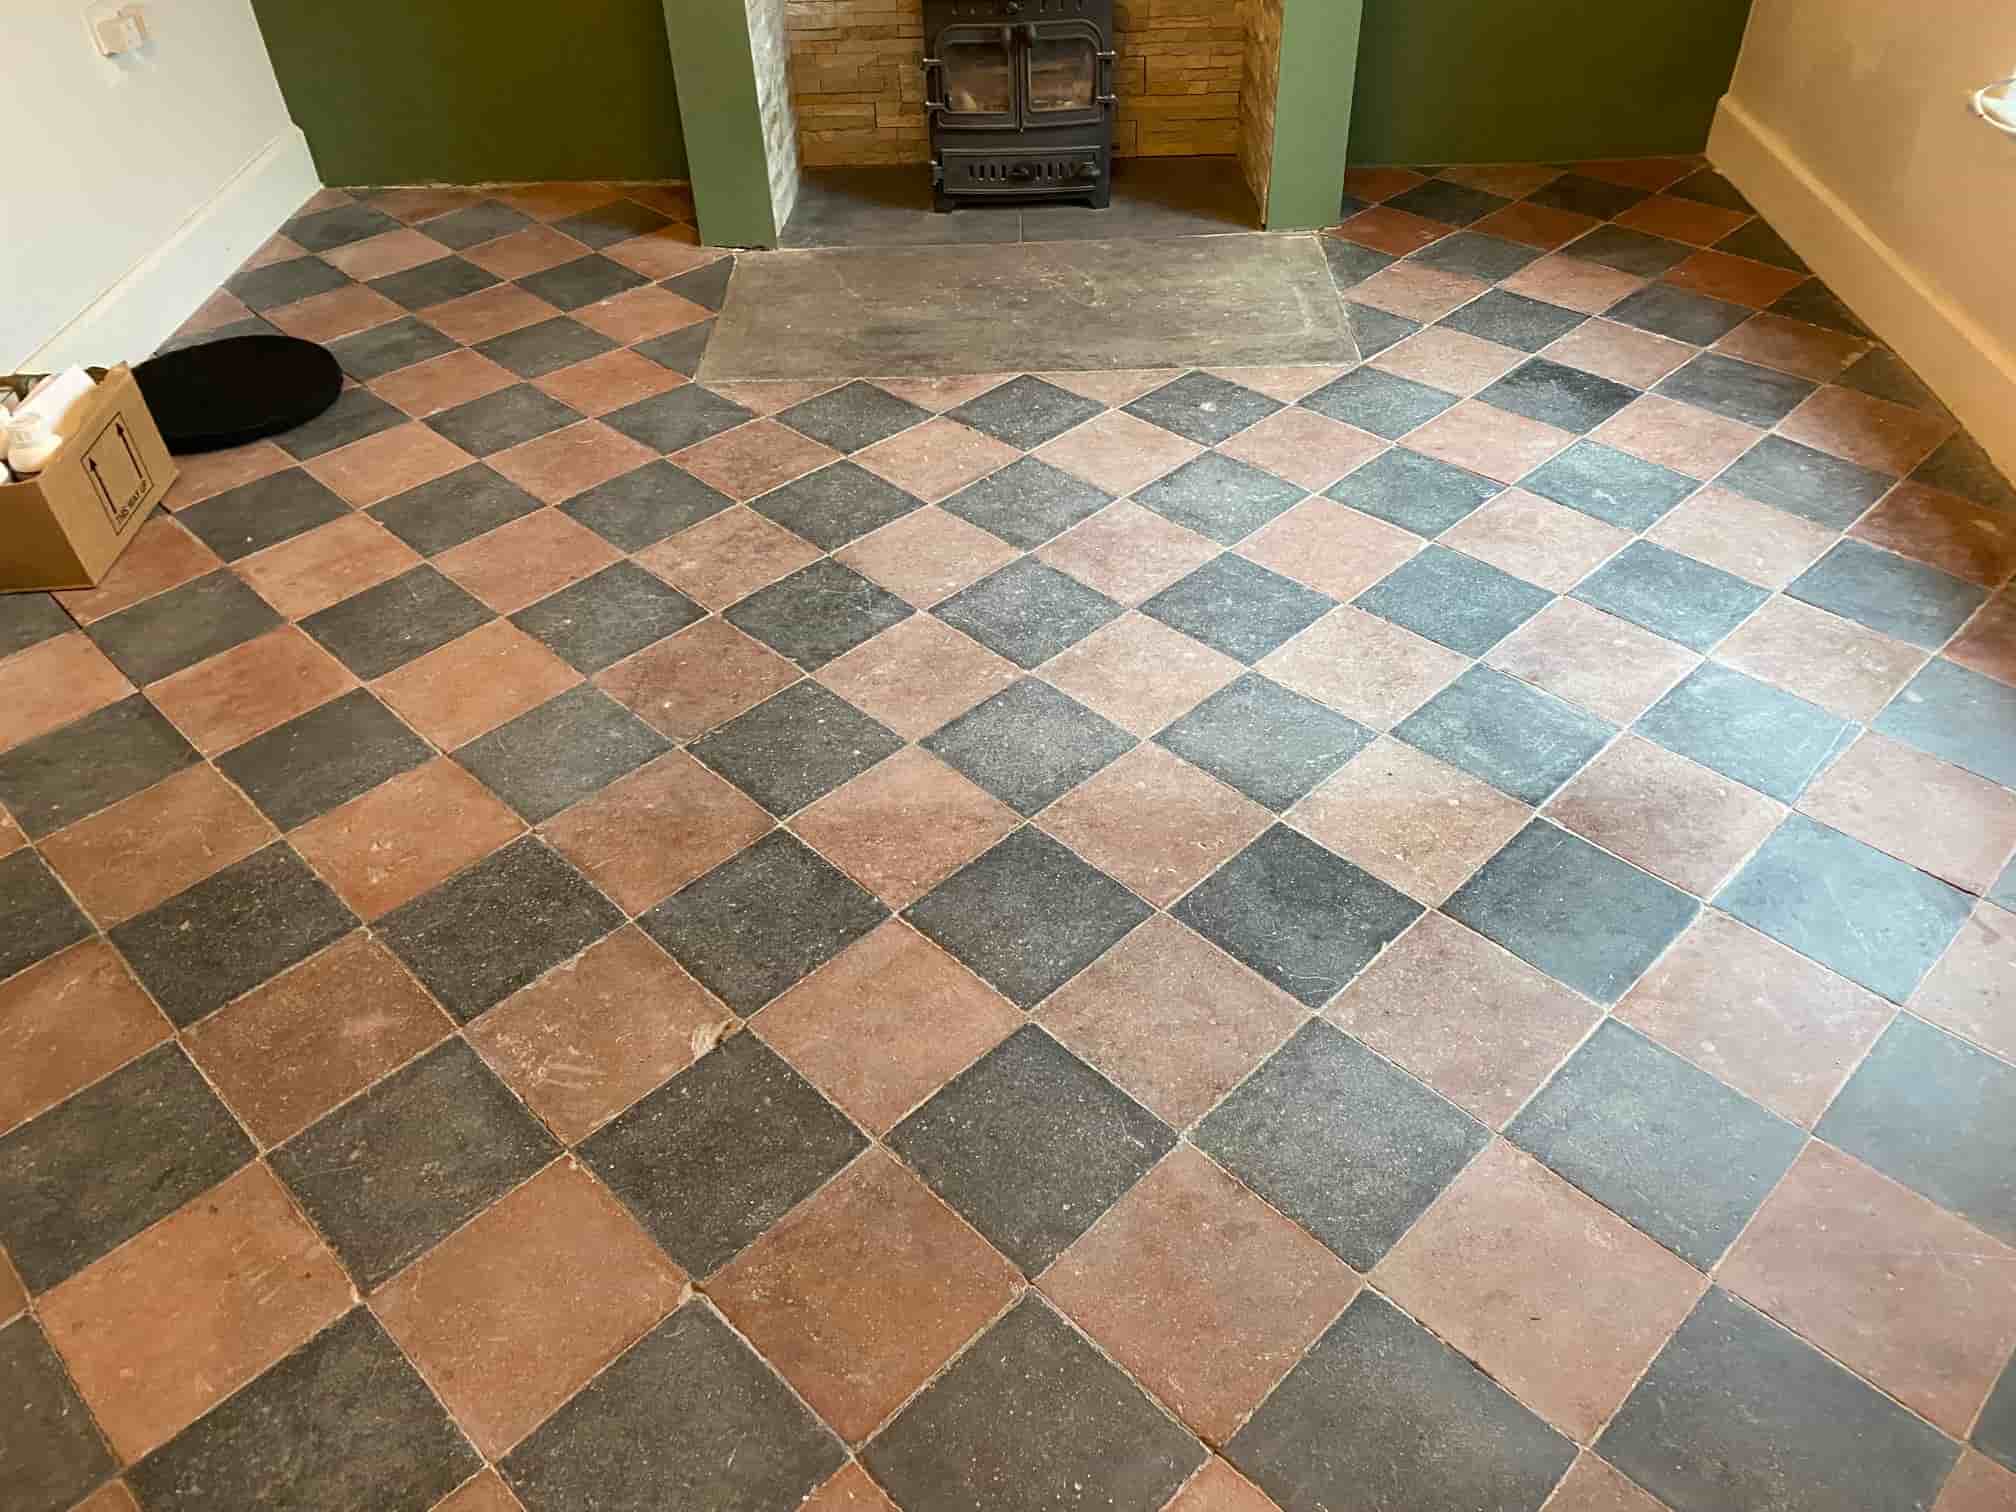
[24,127,320,372]
[1709,96,2016,482]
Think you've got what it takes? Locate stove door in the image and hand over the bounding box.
[932,24,1019,130]
[1021,20,1108,129]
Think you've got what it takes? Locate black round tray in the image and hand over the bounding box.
[134,335,342,455]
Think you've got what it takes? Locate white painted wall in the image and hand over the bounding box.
[3,0,319,371]
[1711,0,2016,474]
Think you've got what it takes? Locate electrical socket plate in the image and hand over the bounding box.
[85,2,150,57]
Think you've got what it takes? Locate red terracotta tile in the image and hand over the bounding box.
[795,748,1019,909]
[871,374,1012,413]
[433,1470,527,1512]
[1547,735,1784,897]
[1441,488,1631,590]
[176,287,253,338]
[603,230,722,281]
[1783,388,1955,478]
[1039,744,1270,909]
[0,1250,21,1322]
[1615,195,1752,246]
[460,225,591,280]
[1042,1145,1360,1443]
[1721,1141,2016,1436]
[533,348,685,416]
[1041,613,1242,737]
[1375,1140,1705,1441]
[595,617,798,741]
[1616,911,1893,1126]
[146,625,355,753]
[372,349,519,417]
[1202,367,1345,404]
[1292,739,1531,908]
[183,931,450,1144]
[1714,595,1925,720]
[69,1479,142,1512]
[1404,399,1573,483]
[705,380,842,416]
[1913,903,2016,1064]
[541,750,772,914]
[322,228,455,281]
[434,507,622,613]
[372,1159,686,1455]
[40,765,275,925]
[816,615,1020,739]
[634,506,821,610]
[1163,1458,1283,1512]
[1851,482,2016,586]
[1542,1456,1669,1512]
[1542,319,1694,389]
[292,758,525,919]
[1664,249,1807,309]
[1798,731,2016,895]
[370,618,577,750]
[1501,255,1647,316]
[1713,312,1872,382]
[1471,201,1601,251]
[1236,498,1419,602]
[0,940,167,1136]
[1332,206,1450,256]
[712,1149,1020,1441]
[1644,484,1835,588]
[487,421,658,506]
[853,417,1018,503]
[1040,915,1300,1127]
[0,633,132,753]
[40,1162,352,1461]
[373,186,486,223]
[1370,327,1525,397]
[1216,408,1387,491]
[1036,501,1222,605]
[299,187,356,212]
[1342,167,1427,202]
[499,182,622,220]
[235,512,423,620]
[240,232,307,270]
[54,513,221,624]
[0,808,20,859]
[1033,409,1203,495]
[1935,1454,2016,1512]
[623,184,696,220]
[1033,369,1169,406]
[423,283,563,345]
[267,283,405,342]
[801,1464,900,1512]
[161,440,293,511]
[1573,156,1701,191]
[1329,914,1599,1127]
[304,423,474,507]
[1486,597,1699,725]
[1260,606,1465,728]
[1437,163,1564,198]
[755,921,1020,1138]
[1593,395,1762,478]
[1350,262,1491,324]
[467,927,730,1144]
[834,506,1021,607]
[575,285,712,344]
[1948,591,2016,687]
[674,419,840,501]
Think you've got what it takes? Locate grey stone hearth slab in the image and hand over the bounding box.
[699,234,1359,379]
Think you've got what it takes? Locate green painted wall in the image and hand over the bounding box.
[1349,0,1754,166]
[251,1,688,186]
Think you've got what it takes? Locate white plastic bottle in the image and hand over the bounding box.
[6,366,96,476]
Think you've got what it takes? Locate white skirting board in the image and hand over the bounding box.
[1709,95,2016,483]
[21,127,321,373]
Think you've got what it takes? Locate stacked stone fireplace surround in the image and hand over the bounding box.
[778,0,1285,213]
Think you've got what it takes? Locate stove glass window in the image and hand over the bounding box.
[943,37,1014,115]
[1027,35,1096,112]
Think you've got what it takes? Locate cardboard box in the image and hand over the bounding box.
[1,365,177,592]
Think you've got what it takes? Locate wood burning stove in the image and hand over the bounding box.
[922,0,1116,211]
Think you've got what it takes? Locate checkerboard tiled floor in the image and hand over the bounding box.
[5,161,2016,1512]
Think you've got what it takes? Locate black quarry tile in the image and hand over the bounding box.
[275,386,409,462]
[327,315,460,382]
[370,463,544,555]
[1874,656,2016,789]
[1345,302,1421,360]
[1322,236,1396,291]
[562,458,734,550]
[270,1039,559,1286]
[922,677,1137,818]
[179,468,350,562]
[1912,432,2016,513]
[213,689,432,829]
[509,560,706,672]
[419,200,534,249]
[890,1027,1173,1274]
[688,681,904,818]
[1717,435,1892,529]
[1837,348,1947,416]
[1607,285,1752,347]
[948,375,1106,451]
[1155,673,1373,812]
[1767,279,1873,338]
[1788,539,1986,651]
[227,254,350,312]
[1134,452,1308,547]
[723,557,915,671]
[639,830,888,1015]
[0,1314,117,1512]
[1521,440,1697,530]
[1573,539,1770,652]
[1975,1351,2016,1474]
[1301,367,1457,440]
[746,460,924,551]
[1386,179,1511,228]
[0,850,92,984]
[664,258,734,313]
[1667,167,1754,213]
[1477,357,1637,433]
[776,379,931,453]
[634,319,715,378]
[85,569,282,685]
[1529,173,1651,221]
[0,592,74,660]
[1637,662,1852,803]
[378,836,624,1022]
[1713,218,1808,273]
[1353,544,1553,656]
[1123,371,1283,446]
[1409,231,1544,282]
[1656,353,1818,429]
[1328,446,1501,537]
[1566,224,1695,278]
[515,253,651,312]
[473,315,618,379]
[1507,1020,1804,1266]
[1395,664,1613,804]
[427,383,582,456]
[902,827,1150,1008]
[108,844,357,1026]
[0,695,199,838]
[285,202,403,252]
[552,198,674,250]
[1439,291,1588,354]
[579,1033,867,1273]
[1138,554,1336,665]
[455,683,672,822]
[939,457,1112,550]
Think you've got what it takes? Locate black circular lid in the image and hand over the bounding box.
[133,335,343,455]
